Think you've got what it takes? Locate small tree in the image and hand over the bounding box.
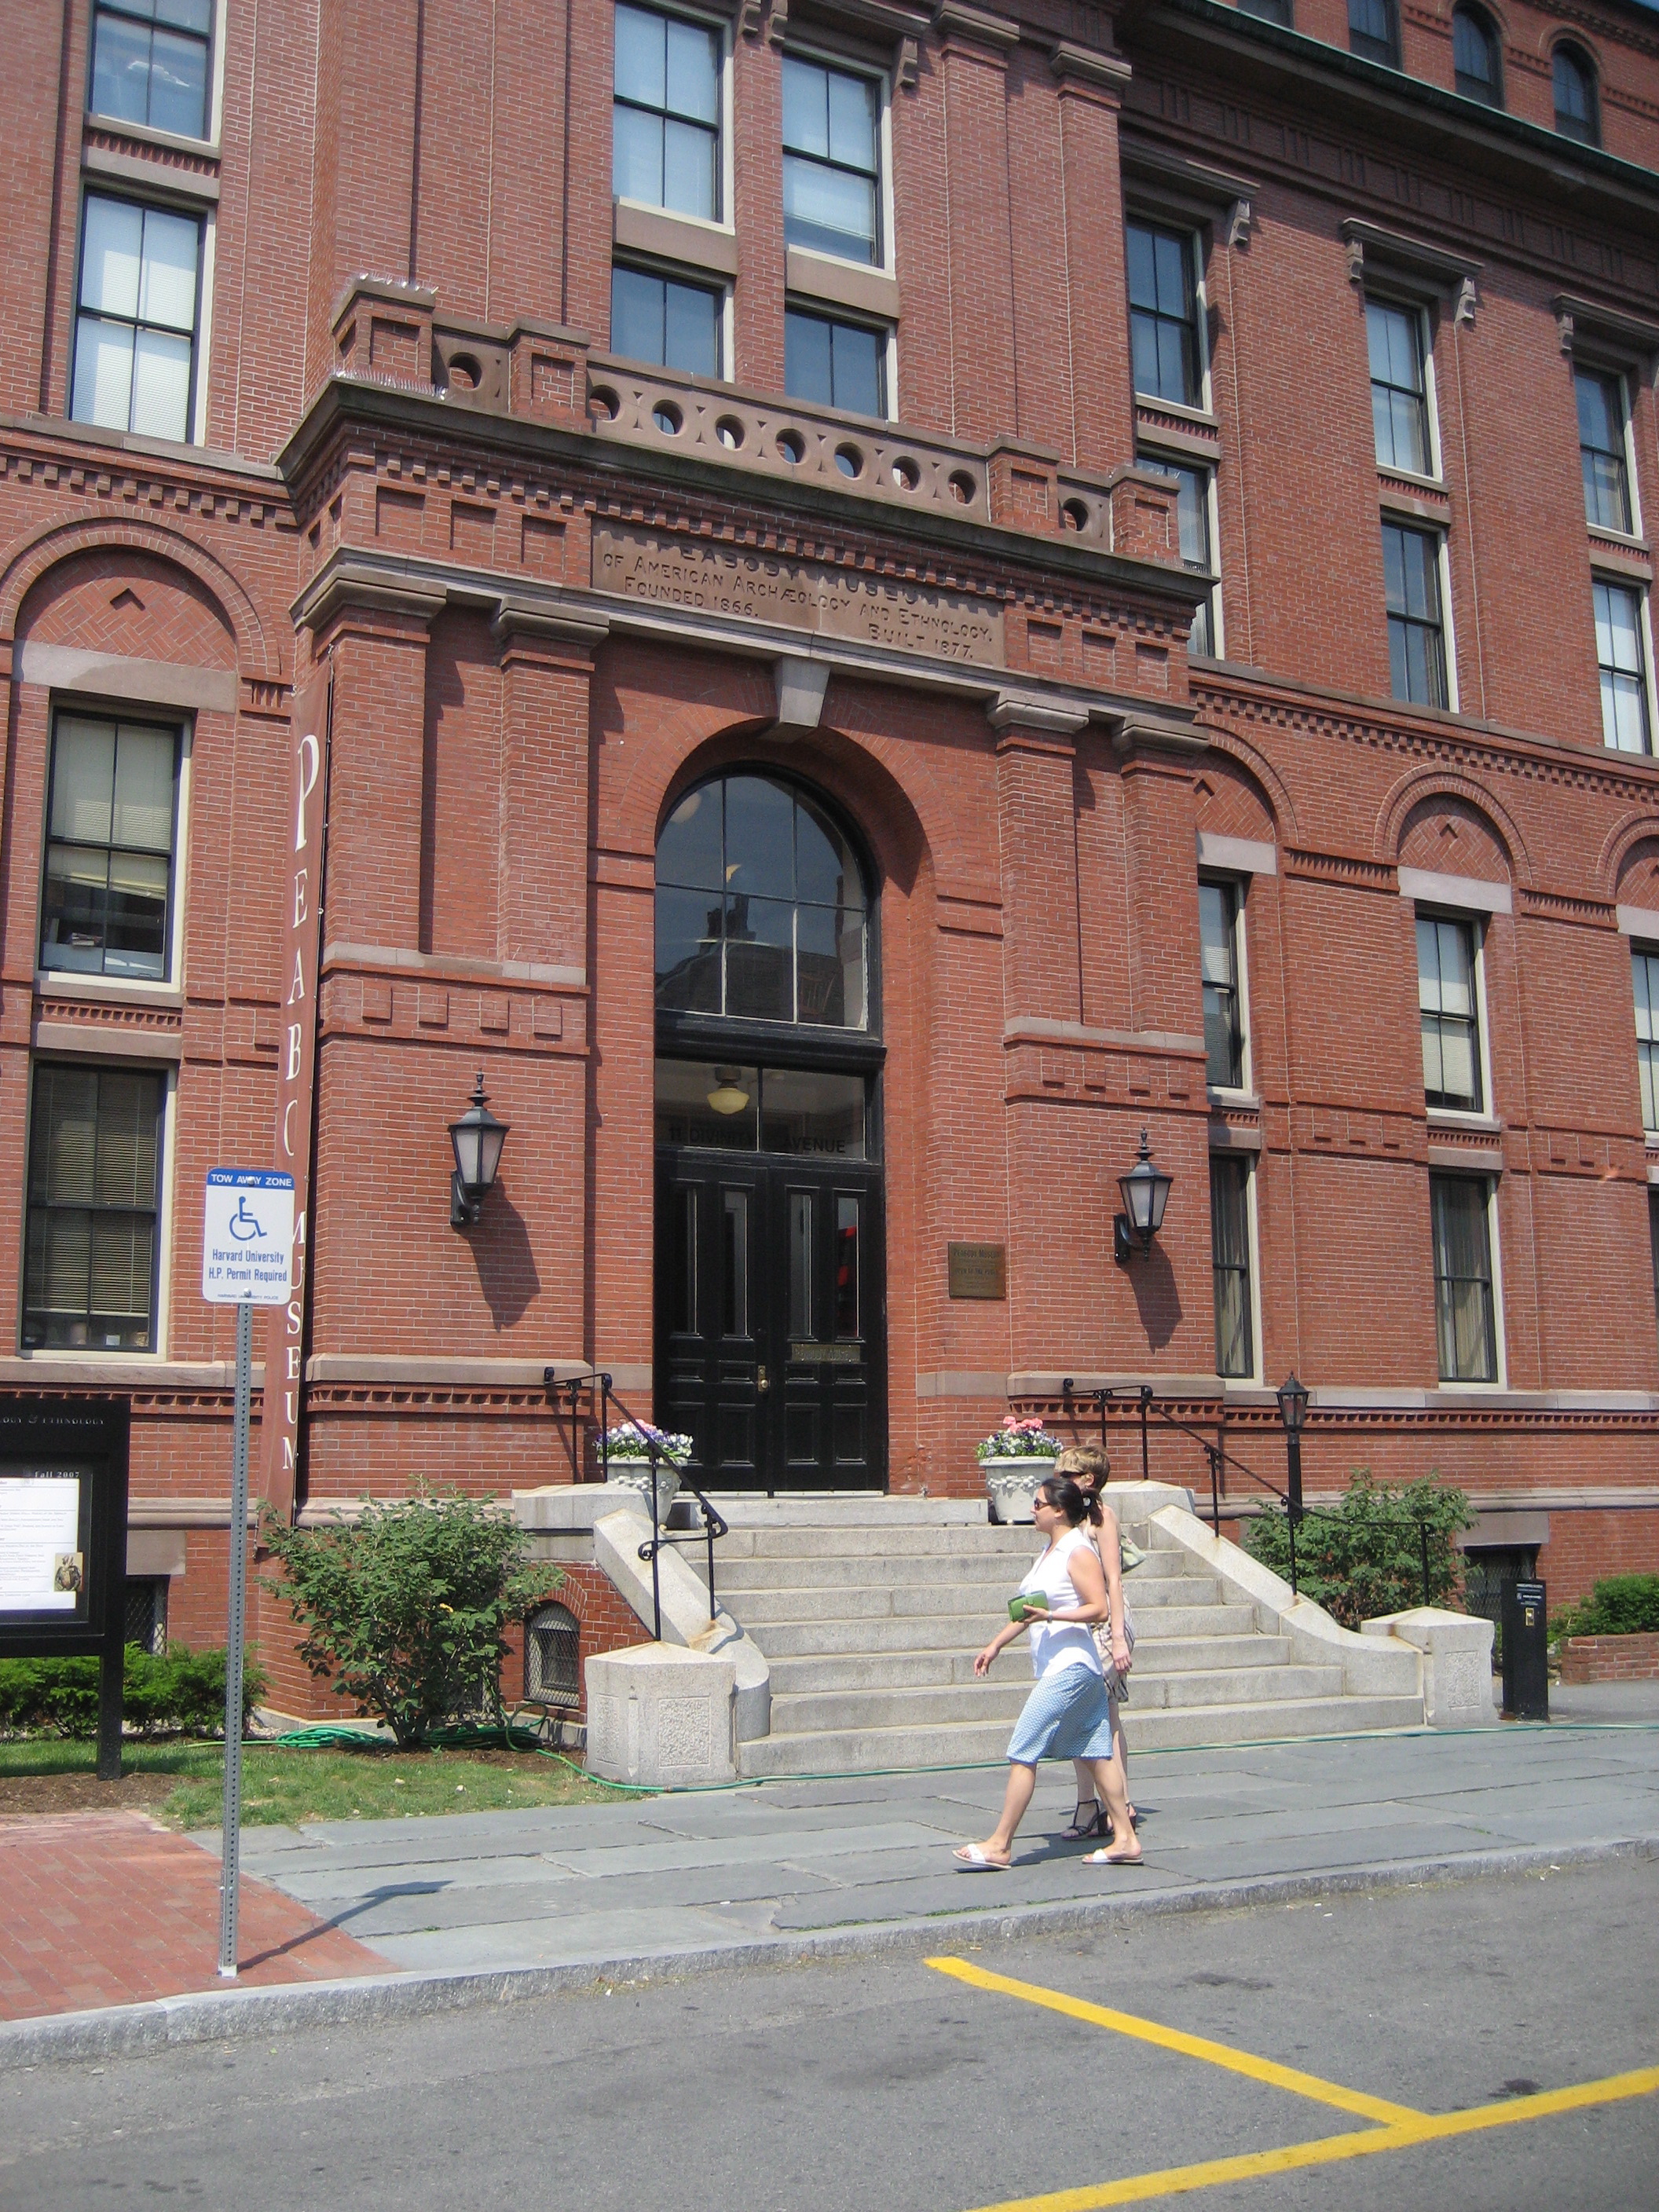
[260,1490,558,1748]
[1243,1470,1474,1632]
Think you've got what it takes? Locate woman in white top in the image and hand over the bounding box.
[1054,1444,1136,1844]
[954,1474,1140,1870]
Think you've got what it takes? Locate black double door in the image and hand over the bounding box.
[654,1151,885,1490]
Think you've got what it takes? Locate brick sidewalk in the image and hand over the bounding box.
[0,1811,391,2021]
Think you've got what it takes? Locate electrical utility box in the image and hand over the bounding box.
[1502,1578,1550,1722]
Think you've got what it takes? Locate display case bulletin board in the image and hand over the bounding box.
[0,1398,130,1778]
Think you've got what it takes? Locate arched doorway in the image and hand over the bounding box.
[653,770,886,1491]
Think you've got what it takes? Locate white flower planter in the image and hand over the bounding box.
[980,1456,1057,1525]
[602,1458,682,1520]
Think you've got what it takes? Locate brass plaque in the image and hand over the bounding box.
[789,1342,860,1364]
[948,1243,1007,1300]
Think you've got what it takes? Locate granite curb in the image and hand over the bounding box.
[3,1830,1655,2072]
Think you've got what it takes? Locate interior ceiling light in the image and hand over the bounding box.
[706,1068,751,1115]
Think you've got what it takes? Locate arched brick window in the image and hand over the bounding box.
[1553,43,1599,145]
[1452,5,1501,106]
[654,771,871,1030]
[524,1602,580,1708]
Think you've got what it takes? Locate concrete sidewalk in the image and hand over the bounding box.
[214,1719,1659,1974]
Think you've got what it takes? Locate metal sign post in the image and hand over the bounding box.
[221,1298,253,1978]
[201,1167,294,1981]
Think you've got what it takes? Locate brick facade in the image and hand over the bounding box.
[4,0,1659,1706]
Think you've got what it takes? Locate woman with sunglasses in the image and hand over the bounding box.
[954,1473,1141,1871]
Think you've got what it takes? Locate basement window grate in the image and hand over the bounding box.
[524,1602,580,1708]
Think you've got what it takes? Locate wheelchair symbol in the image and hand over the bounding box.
[228,1194,266,1243]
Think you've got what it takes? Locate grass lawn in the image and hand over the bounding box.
[0,1736,633,1828]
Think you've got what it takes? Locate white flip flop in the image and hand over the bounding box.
[953,1844,1010,1871]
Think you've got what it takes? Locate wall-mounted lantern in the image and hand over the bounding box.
[1276,1370,1309,1525]
[449,1071,509,1228]
[1113,1127,1174,1265]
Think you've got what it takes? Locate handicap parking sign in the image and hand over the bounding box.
[201,1170,295,1306]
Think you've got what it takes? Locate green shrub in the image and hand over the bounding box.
[1242,1470,1474,1632]
[0,1644,266,1739]
[1550,1573,1659,1643]
[260,1489,558,1749]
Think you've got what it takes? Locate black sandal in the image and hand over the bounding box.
[1057,1804,1110,1840]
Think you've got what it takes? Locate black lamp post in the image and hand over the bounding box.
[1276,1371,1309,1528]
[449,1071,509,1227]
[1114,1128,1174,1265]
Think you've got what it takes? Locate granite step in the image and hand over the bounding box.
[712,1525,1040,1561]
[712,1551,1038,1591]
[736,1694,1427,1778]
[767,1661,1343,1736]
[764,1641,1308,1697]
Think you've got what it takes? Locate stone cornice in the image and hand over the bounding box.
[279,375,1210,621]
[1131,0,1659,233]
[1555,291,1659,360]
[294,545,1179,713]
[0,410,286,489]
[1192,663,1659,808]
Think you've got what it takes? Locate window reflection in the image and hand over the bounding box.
[834,1195,860,1339]
[788,1191,814,1339]
[655,773,869,1028]
[722,1190,749,1338]
[655,1062,867,1157]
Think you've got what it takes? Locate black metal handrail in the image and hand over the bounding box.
[545,1368,728,1640]
[1060,1379,1438,1608]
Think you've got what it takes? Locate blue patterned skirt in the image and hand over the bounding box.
[1005,1659,1117,1765]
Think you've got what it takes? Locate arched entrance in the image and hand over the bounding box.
[653,770,886,1490]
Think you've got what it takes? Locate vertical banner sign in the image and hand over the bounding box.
[261,667,332,1521]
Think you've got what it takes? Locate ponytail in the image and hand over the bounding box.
[1035,1473,1103,1529]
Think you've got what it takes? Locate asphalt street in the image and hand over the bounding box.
[4,1859,1655,2212]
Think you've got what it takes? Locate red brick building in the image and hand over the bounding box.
[4,0,1659,1705]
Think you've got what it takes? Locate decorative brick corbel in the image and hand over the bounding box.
[1345,238,1366,287]
[987,692,1089,742]
[1454,276,1478,328]
[896,31,918,86]
[1048,38,1132,91]
[1108,711,1208,760]
[492,598,611,657]
[934,0,1020,51]
[1557,309,1576,355]
[767,0,789,46]
[734,0,764,33]
[1227,198,1252,248]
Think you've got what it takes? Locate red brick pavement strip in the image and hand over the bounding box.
[0,1811,393,2022]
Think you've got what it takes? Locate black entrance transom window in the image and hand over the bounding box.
[655,772,869,1028]
[654,1060,868,1156]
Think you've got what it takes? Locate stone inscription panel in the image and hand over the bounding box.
[593,527,1004,665]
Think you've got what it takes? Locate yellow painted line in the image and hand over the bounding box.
[952,2064,1659,2212]
[926,1957,1420,2125]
